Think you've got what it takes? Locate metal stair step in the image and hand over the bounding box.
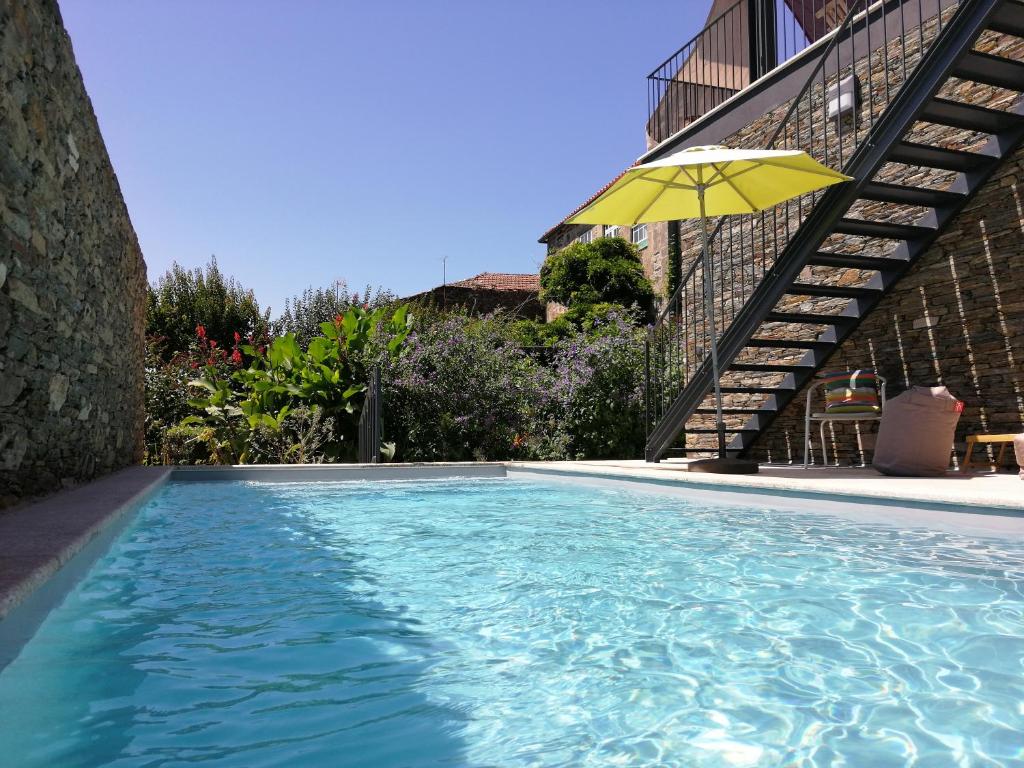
[952,50,1024,92]
[858,180,964,208]
[729,362,814,373]
[918,97,1024,133]
[662,447,742,455]
[888,140,995,172]
[807,252,910,272]
[833,217,935,240]
[745,338,834,351]
[719,385,794,394]
[988,1,1024,37]
[695,407,765,415]
[786,282,881,299]
[686,427,759,434]
[765,311,859,325]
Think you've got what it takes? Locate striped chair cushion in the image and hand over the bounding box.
[821,369,881,414]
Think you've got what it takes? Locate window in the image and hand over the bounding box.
[631,223,648,247]
[603,225,620,238]
[575,229,593,244]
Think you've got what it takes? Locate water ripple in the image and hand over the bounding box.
[0,478,1023,766]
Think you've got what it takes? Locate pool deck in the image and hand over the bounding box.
[509,460,1024,512]
[1,460,1021,624]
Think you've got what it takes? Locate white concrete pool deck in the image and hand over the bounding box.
[509,460,1024,512]
[1,460,1021,624]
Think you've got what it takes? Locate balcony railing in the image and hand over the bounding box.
[647,0,852,144]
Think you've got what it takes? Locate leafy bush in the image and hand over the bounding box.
[181,305,412,463]
[377,307,645,463]
[540,237,655,324]
[537,311,646,460]
[381,310,542,462]
[147,256,269,359]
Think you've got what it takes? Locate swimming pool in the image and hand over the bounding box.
[1,475,1022,766]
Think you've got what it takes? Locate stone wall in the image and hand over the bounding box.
[0,0,146,506]
[747,140,1024,466]
[407,286,545,321]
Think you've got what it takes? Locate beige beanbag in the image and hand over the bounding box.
[1015,435,1024,480]
[873,386,963,477]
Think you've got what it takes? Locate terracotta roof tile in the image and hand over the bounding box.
[448,272,540,292]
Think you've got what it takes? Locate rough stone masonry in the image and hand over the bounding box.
[0,0,146,507]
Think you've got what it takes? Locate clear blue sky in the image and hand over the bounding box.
[59,1,708,316]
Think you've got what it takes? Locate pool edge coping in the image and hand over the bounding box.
[0,466,172,622]
[506,462,1024,513]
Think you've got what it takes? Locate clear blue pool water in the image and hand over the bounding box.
[1,478,1023,767]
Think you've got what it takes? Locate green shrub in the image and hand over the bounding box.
[540,237,654,324]
[381,311,542,462]
[160,424,209,465]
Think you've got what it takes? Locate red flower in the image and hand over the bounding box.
[234,331,241,343]
[196,325,206,339]
[231,348,242,365]
[334,314,344,327]
[209,340,217,348]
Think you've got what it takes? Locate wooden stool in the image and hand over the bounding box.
[960,433,1019,472]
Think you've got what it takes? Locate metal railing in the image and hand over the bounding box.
[645,0,958,452]
[357,365,382,463]
[648,0,855,144]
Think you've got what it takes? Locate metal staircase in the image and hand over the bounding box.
[644,0,1024,462]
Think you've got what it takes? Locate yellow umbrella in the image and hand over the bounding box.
[567,145,852,473]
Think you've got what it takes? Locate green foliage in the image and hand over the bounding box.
[539,237,655,324]
[147,256,269,359]
[667,220,682,299]
[381,310,539,462]
[379,307,645,463]
[181,305,412,464]
[161,424,209,465]
[274,280,397,347]
[144,339,201,464]
[540,312,647,460]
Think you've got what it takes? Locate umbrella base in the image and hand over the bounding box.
[688,457,759,474]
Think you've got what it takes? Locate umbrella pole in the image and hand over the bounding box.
[697,187,726,459]
[689,185,758,475]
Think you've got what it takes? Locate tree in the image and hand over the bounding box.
[273,279,397,347]
[146,256,269,358]
[539,237,655,325]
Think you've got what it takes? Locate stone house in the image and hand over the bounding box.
[545,0,1024,466]
[404,272,544,321]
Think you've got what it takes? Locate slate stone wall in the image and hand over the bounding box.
[0,0,146,506]
[747,140,1024,466]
